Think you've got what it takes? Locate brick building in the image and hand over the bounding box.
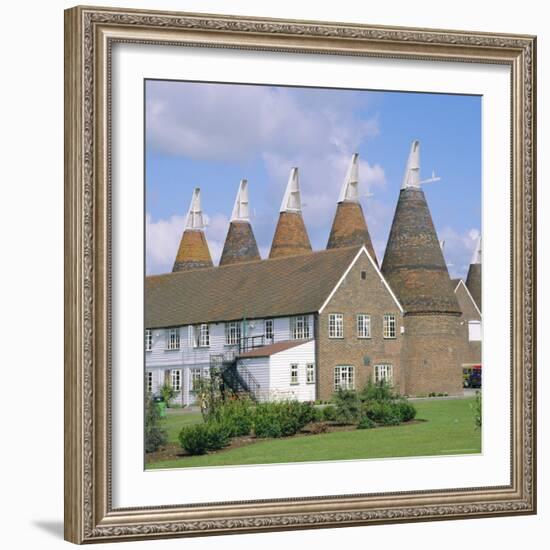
[145,142,481,403]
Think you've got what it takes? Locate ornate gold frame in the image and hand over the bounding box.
[64,5,537,544]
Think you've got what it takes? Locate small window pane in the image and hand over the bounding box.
[290,364,299,385]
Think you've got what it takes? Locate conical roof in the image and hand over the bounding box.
[172,188,213,272]
[327,153,378,264]
[269,168,312,259]
[465,236,482,311]
[220,180,261,266]
[382,141,460,314]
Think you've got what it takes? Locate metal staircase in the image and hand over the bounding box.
[209,350,261,401]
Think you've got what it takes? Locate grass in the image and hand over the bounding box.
[163,409,203,443]
[148,398,481,470]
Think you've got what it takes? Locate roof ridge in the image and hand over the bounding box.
[147,244,362,280]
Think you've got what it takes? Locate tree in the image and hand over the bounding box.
[145,392,167,453]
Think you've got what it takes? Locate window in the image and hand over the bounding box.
[383,314,396,339]
[166,327,180,350]
[264,319,274,341]
[374,364,394,385]
[290,364,299,385]
[468,320,482,342]
[145,329,152,351]
[290,315,310,340]
[193,323,210,347]
[145,371,153,393]
[225,321,241,345]
[334,366,355,390]
[306,363,315,384]
[361,270,367,280]
[190,368,202,391]
[171,369,182,392]
[328,313,344,338]
[357,314,371,338]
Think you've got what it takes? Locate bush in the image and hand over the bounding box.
[145,392,167,453]
[253,401,316,438]
[205,422,231,450]
[392,400,417,422]
[209,397,254,437]
[321,405,337,422]
[471,390,482,429]
[362,401,400,426]
[178,424,210,455]
[308,421,329,434]
[357,416,376,430]
[332,388,361,424]
[359,378,396,403]
[160,381,176,407]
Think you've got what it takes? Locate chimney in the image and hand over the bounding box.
[172,187,213,272]
[465,236,482,311]
[219,180,261,266]
[326,153,378,264]
[269,168,312,259]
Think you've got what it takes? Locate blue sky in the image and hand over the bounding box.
[145,80,481,278]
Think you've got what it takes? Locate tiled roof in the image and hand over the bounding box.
[382,188,461,315]
[326,201,378,265]
[146,245,361,328]
[238,339,311,358]
[172,230,213,272]
[219,221,261,266]
[465,264,482,312]
[269,211,312,259]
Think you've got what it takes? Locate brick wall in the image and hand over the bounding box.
[317,251,404,401]
[401,314,464,396]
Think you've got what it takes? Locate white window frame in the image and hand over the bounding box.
[225,321,241,346]
[328,313,344,338]
[383,314,397,339]
[166,327,180,350]
[145,329,152,351]
[290,363,299,385]
[193,323,210,347]
[306,363,315,384]
[145,371,153,393]
[190,368,202,392]
[290,315,310,340]
[334,366,355,390]
[171,369,182,392]
[357,314,371,339]
[374,364,394,385]
[468,320,482,342]
[264,319,274,341]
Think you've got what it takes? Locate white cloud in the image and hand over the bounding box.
[146,212,230,275]
[439,226,481,279]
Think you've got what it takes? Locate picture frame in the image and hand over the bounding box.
[64,5,537,544]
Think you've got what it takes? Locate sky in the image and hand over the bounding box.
[145,80,481,279]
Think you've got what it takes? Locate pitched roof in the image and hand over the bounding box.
[238,339,311,358]
[146,245,361,328]
[269,211,312,259]
[465,263,482,312]
[219,221,261,266]
[381,187,461,315]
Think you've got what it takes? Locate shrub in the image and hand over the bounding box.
[321,404,337,422]
[253,400,316,438]
[178,424,210,455]
[206,422,231,450]
[308,421,329,434]
[393,400,417,422]
[471,390,482,429]
[332,388,361,424]
[362,401,400,426]
[357,416,376,430]
[160,381,176,407]
[359,378,396,403]
[209,397,254,437]
[145,392,167,453]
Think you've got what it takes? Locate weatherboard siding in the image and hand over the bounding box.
[269,340,316,402]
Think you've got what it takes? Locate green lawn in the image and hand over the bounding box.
[164,409,203,443]
[149,398,480,470]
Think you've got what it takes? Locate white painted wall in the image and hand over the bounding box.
[269,340,316,402]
